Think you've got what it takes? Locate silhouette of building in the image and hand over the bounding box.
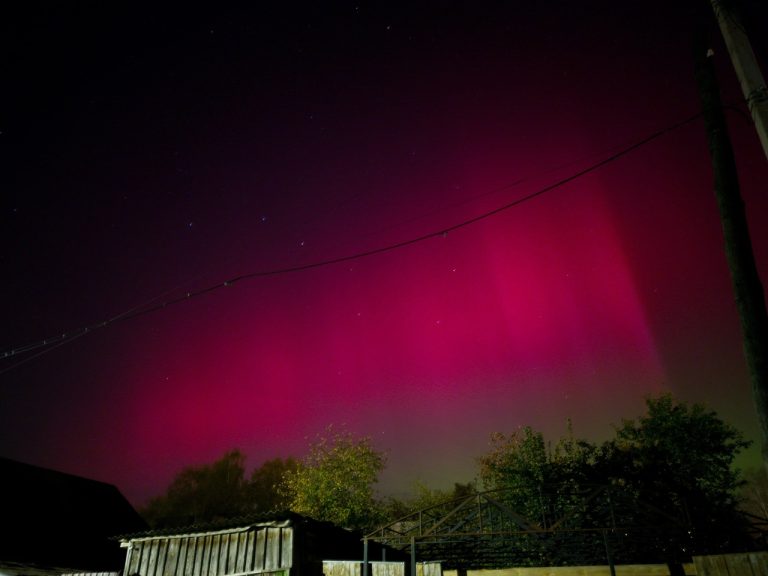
[0,457,147,576]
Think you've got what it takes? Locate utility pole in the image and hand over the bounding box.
[695,26,768,473]
[710,0,768,161]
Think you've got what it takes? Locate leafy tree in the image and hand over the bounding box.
[740,466,768,519]
[141,450,249,528]
[478,426,550,523]
[280,427,386,530]
[603,394,753,552]
[248,457,298,514]
[406,480,476,509]
[479,427,547,489]
[476,395,755,559]
[383,481,477,521]
[549,421,605,484]
[605,395,748,506]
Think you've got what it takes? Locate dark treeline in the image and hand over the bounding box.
[141,394,767,558]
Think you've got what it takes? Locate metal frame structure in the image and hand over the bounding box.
[363,485,695,576]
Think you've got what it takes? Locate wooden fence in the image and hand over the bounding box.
[322,554,768,576]
[451,553,768,576]
[693,552,768,576]
[122,524,293,576]
[463,565,695,576]
[322,561,442,576]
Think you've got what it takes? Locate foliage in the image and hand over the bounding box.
[281,427,386,531]
[602,394,753,553]
[476,395,755,558]
[141,450,249,528]
[606,394,750,508]
[140,395,755,559]
[478,427,547,489]
[141,452,300,528]
[383,481,476,521]
[740,466,768,519]
[248,457,298,514]
[477,426,549,522]
[549,422,605,484]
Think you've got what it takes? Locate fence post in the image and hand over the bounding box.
[602,529,616,576]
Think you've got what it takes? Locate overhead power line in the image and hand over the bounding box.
[0,111,703,375]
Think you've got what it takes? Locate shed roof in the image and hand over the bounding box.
[117,512,306,541]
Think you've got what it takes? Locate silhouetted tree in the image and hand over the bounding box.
[382,481,477,521]
[478,426,550,522]
[248,457,298,513]
[741,466,768,519]
[476,395,755,559]
[141,450,249,528]
[602,394,753,553]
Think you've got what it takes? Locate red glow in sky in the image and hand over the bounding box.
[2,3,767,505]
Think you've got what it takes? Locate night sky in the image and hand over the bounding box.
[3,2,768,507]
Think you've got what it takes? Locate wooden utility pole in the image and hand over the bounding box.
[710,0,768,162]
[695,28,768,473]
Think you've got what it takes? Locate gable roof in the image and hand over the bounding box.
[0,457,147,572]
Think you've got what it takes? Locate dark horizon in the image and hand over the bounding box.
[2,2,768,506]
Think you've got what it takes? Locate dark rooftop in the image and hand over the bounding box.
[0,457,147,572]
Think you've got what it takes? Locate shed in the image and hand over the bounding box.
[119,514,402,576]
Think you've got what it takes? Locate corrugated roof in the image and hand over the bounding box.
[117,511,347,541]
